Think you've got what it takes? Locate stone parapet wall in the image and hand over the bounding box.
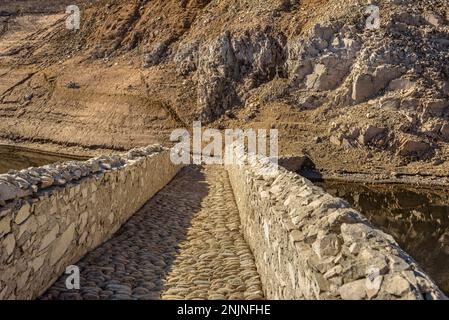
[0,145,182,300]
[226,153,447,300]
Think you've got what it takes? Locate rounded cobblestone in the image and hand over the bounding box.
[41,166,264,300]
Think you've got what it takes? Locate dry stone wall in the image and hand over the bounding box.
[226,152,447,300]
[0,145,182,300]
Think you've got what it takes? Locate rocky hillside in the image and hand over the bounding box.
[0,0,448,178]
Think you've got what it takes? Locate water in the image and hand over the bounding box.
[318,180,449,296]
[0,144,87,174]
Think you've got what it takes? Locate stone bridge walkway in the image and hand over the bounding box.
[41,166,264,300]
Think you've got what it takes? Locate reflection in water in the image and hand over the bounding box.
[0,145,86,174]
[319,180,449,296]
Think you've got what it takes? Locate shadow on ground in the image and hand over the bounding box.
[41,165,209,300]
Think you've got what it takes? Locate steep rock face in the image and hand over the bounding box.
[195,28,287,120]
[196,31,238,121]
[167,0,448,130]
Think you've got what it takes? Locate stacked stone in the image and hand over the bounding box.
[226,150,447,300]
[41,166,263,300]
[0,145,164,205]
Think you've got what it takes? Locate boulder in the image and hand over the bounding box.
[0,181,31,202]
[39,225,60,251]
[4,233,15,256]
[143,41,168,67]
[40,175,54,189]
[0,182,18,202]
[383,275,412,297]
[423,12,444,28]
[352,73,373,103]
[440,123,449,140]
[65,81,80,89]
[330,135,342,146]
[423,100,449,117]
[358,125,386,145]
[305,55,352,91]
[312,234,341,258]
[306,64,327,90]
[341,223,373,243]
[388,78,415,91]
[15,202,31,224]
[278,155,315,172]
[50,223,76,265]
[0,215,11,236]
[388,255,411,272]
[352,66,403,104]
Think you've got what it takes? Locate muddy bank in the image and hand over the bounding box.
[0,139,107,158]
[0,143,89,174]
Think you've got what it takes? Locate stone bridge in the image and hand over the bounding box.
[0,145,446,300]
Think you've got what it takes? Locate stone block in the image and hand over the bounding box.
[50,224,75,265]
[15,202,32,224]
[3,233,16,256]
[0,215,12,236]
[39,225,59,251]
[312,234,341,258]
[339,279,367,300]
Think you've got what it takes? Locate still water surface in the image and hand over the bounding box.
[319,180,449,296]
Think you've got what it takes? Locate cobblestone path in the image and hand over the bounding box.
[41,166,264,300]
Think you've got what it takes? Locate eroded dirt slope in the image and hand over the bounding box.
[0,0,448,178]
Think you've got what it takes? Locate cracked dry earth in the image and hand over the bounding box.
[40,165,264,300]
